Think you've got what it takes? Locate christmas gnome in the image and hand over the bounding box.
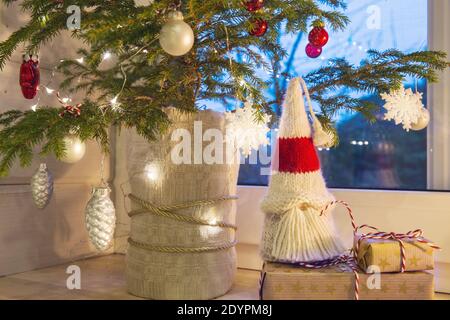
[261,77,345,263]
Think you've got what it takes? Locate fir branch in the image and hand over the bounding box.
[0,0,449,176]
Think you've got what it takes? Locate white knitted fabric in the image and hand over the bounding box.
[261,77,345,263]
[278,78,311,139]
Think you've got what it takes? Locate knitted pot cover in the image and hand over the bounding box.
[260,77,345,263]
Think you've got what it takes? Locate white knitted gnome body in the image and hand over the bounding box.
[261,77,345,263]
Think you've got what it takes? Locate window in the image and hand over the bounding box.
[237,0,439,190]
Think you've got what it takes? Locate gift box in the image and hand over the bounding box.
[354,233,436,273]
[260,262,434,300]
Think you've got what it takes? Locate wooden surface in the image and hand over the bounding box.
[0,254,449,300]
[0,254,259,300]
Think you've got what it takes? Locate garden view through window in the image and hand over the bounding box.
[236,0,430,190]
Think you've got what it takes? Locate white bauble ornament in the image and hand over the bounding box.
[60,135,86,163]
[85,186,116,251]
[410,107,430,131]
[30,163,53,209]
[159,11,194,56]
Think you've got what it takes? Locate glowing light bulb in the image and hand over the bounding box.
[45,87,55,94]
[110,95,118,105]
[76,57,84,64]
[61,97,71,104]
[102,51,112,60]
[144,163,159,181]
[31,104,38,111]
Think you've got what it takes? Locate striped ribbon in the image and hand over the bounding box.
[354,226,441,273]
[258,254,360,300]
[258,263,267,300]
[57,92,81,118]
[259,200,441,301]
[321,200,441,273]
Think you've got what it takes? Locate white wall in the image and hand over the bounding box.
[0,2,110,277]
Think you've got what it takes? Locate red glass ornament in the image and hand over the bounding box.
[244,0,264,12]
[305,43,322,58]
[249,19,268,37]
[308,26,329,47]
[19,56,40,100]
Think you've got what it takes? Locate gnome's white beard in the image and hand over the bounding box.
[262,208,345,262]
[261,171,345,263]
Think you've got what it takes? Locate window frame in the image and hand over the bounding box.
[235,0,450,294]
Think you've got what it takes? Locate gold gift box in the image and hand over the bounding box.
[261,262,434,300]
[355,235,435,273]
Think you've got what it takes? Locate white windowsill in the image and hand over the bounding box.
[235,185,450,293]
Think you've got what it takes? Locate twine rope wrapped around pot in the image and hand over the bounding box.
[127,193,238,253]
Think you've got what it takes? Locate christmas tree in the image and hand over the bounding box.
[0,0,448,176]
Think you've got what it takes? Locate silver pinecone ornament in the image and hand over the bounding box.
[31,163,53,209]
[85,186,116,251]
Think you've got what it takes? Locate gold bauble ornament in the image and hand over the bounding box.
[410,107,430,131]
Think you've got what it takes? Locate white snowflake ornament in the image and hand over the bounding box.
[225,101,271,157]
[381,86,424,131]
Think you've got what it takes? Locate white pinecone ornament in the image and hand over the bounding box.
[31,163,53,209]
[85,186,116,251]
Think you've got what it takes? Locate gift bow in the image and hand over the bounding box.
[354,225,441,273]
[321,201,441,273]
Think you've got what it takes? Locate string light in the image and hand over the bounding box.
[144,163,159,181]
[209,218,217,226]
[200,213,222,239]
[76,57,84,64]
[45,86,55,94]
[102,51,112,60]
[30,103,38,111]
[110,95,121,111]
[110,95,118,105]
